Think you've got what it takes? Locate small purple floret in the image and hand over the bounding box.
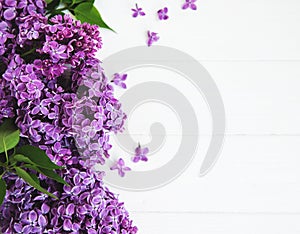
[132,145,149,163]
[147,31,160,47]
[182,0,197,10]
[112,73,127,89]
[158,7,169,20]
[110,158,131,177]
[132,3,146,18]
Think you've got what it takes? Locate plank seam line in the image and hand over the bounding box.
[130,211,300,216]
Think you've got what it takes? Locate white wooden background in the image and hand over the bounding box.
[95,0,300,233]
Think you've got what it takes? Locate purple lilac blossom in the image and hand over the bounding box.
[182,0,197,10]
[157,7,169,20]
[147,31,160,47]
[131,3,145,18]
[132,145,149,163]
[112,73,127,89]
[110,158,131,177]
[0,0,137,232]
[0,167,138,233]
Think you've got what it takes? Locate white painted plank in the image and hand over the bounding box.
[109,136,300,213]
[90,1,300,233]
[130,212,300,234]
[107,62,300,135]
[203,62,300,134]
[96,0,300,60]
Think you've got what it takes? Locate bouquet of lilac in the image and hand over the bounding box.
[0,0,137,233]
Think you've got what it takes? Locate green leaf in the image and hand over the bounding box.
[72,0,94,4]
[22,164,37,170]
[0,178,6,206]
[14,167,57,200]
[12,154,36,165]
[0,119,20,154]
[46,0,60,11]
[22,163,69,186]
[29,173,40,185]
[74,2,114,31]
[39,168,69,186]
[16,145,62,170]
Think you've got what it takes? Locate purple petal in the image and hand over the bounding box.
[141,156,148,162]
[41,203,50,214]
[28,210,37,222]
[118,158,125,166]
[182,3,189,9]
[132,156,140,163]
[132,11,138,18]
[63,219,73,231]
[120,83,127,89]
[38,215,47,227]
[3,8,16,20]
[119,170,125,177]
[143,147,149,154]
[66,203,75,216]
[123,166,131,172]
[191,4,197,10]
[14,223,22,233]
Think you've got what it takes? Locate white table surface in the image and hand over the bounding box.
[95,0,300,233]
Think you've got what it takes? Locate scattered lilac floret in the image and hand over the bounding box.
[132,145,149,163]
[182,0,197,10]
[157,7,169,20]
[110,158,131,177]
[147,31,159,47]
[132,3,146,18]
[112,73,127,89]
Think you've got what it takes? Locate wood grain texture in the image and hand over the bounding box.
[94,0,300,233]
[130,212,300,234]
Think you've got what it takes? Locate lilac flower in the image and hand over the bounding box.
[1,167,138,233]
[132,145,149,162]
[131,3,145,18]
[147,31,160,47]
[110,158,131,177]
[182,0,197,10]
[0,1,137,232]
[83,79,103,97]
[22,210,41,233]
[26,23,41,40]
[82,119,102,138]
[0,21,14,44]
[48,105,60,120]
[112,73,127,89]
[31,100,49,115]
[158,7,169,20]
[44,41,68,62]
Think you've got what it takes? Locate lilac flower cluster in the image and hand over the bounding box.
[1,167,138,233]
[0,0,136,233]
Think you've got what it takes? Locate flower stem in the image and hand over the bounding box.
[0,171,5,179]
[3,140,8,165]
[55,6,69,12]
[21,47,36,57]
